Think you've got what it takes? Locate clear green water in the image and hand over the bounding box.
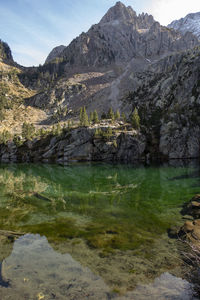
[0,161,199,299]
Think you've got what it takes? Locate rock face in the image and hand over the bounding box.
[44,2,199,67]
[0,40,13,64]
[2,2,200,162]
[181,195,200,219]
[179,195,200,245]
[45,45,66,64]
[168,12,200,40]
[0,127,146,163]
[116,46,200,160]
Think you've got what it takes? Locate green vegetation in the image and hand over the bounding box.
[131,108,140,130]
[94,127,113,140]
[0,130,12,144]
[93,110,99,123]
[107,107,115,121]
[89,110,99,124]
[13,134,23,147]
[52,123,62,136]
[22,122,35,140]
[115,110,120,120]
[79,106,89,126]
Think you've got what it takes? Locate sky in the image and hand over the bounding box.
[0,0,199,67]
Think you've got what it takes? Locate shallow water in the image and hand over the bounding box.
[0,161,199,299]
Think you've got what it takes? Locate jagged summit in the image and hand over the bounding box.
[43,0,198,68]
[99,1,136,24]
[168,11,200,39]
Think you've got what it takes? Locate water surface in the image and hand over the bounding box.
[0,161,199,299]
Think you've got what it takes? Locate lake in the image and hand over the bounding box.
[0,161,199,299]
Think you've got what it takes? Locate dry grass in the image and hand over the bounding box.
[0,61,48,133]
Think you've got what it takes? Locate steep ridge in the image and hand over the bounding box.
[168,12,200,40]
[21,1,199,117]
[44,2,198,67]
[118,46,200,159]
[0,42,47,134]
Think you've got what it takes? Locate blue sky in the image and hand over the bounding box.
[0,0,199,66]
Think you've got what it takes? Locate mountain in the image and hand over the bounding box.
[44,1,198,68]
[0,40,48,134]
[1,2,200,162]
[45,45,66,64]
[21,1,199,116]
[168,12,200,40]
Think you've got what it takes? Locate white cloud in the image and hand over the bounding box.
[147,0,200,25]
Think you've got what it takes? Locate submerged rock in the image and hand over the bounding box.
[181,194,200,218]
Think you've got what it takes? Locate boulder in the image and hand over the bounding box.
[181,195,200,218]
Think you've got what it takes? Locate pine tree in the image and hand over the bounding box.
[101,112,107,120]
[93,110,99,124]
[82,106,89,126]
[107,107,114,121]
[89,112,94,124]
[115,110,120,120]
[131,108,140,130]
[79,107,83,126]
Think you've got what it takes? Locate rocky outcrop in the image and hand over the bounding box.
[0,40,14,64]
[178,195,200,246]
[0,126,146,163]
[45,45,66,64]
[117,46,200,160]
[168,12,200,40]
[181,195,200,219]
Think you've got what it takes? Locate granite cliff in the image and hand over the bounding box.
[0,2,200,162]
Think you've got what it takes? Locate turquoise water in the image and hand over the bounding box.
[0,161,199,298]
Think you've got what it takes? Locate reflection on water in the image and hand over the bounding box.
[0,234,195,300]
[0,161,199,296]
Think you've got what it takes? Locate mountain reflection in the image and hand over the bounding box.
[0,234,194,300]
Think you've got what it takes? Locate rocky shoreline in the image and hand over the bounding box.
[0,125,199,164]
[179,194,200,246]
[170,194,200,298]
[0,126,146,164]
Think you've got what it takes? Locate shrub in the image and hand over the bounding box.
[22,122,35,140]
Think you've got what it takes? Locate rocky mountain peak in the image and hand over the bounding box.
[168,11,200,39]
[137,13,155,29]
[99,1,136,24]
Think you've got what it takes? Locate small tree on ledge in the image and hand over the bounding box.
[80,106,89,127]
[131,108,140,130]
